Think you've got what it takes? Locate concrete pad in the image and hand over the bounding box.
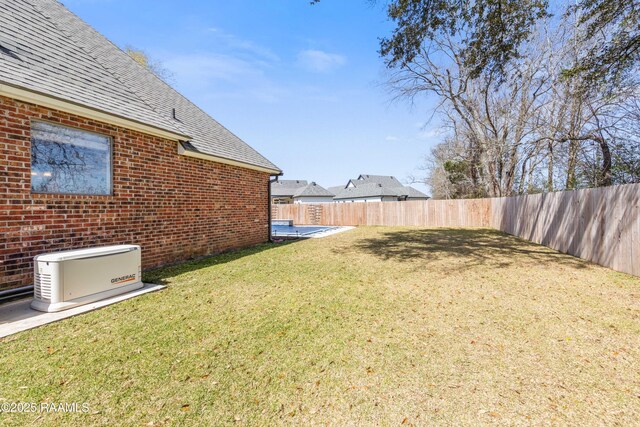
[307,226,355,239]
[273,226,355,240]
[0,283,165,339]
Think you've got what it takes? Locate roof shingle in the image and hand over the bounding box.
[0,0,280,173]
[270,180,308,197]
[293,182,334,198]
[333,174,430,200]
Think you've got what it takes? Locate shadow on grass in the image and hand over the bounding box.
[143,240,298,285]
[338,228,589,270]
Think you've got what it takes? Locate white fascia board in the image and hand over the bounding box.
[0,83,189,141]
[178,143,281,175]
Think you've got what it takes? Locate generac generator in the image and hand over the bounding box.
[31,245,143,312]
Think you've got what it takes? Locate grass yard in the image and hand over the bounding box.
[1,227,639,426]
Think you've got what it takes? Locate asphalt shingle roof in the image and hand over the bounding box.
[353,174,405,188]
[333,174,430,200]
[293,182,334,198]
[327,186,346,195]
[333,183,402,199]
[270,180,308,197]
[0,0,280,173]
[404,186,430,199]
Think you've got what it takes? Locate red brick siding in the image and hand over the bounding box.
[0,95,271,290]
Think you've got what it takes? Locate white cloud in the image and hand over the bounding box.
[161,29,345,104]
[164,53,287,103]
[385,135,399,141]
[296,49,346,73]
[157,26,289,103]
[205,27,280,63]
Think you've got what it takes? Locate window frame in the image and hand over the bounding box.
[30,120,114,197]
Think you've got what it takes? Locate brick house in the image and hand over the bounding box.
[0,0,281,290]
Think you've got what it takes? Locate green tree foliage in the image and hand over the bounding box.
[377,0,638,82]
[568,0,640,86]
[313,0,638,83]
[443,159,486,198]
[380,0,549,78]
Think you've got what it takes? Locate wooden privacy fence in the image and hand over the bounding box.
[272,183,640,277]
[272,199,492,227]
[491,183,639,277]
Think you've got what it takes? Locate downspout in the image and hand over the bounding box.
[268,173,283,242]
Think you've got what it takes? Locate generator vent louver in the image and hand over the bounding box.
[34,271,52,302]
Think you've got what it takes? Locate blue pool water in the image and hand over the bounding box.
[271,225,336,237]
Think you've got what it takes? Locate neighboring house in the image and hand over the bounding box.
[270,180,335,204]
[272,175,429,205]
[292,182,335,204]
[0,0,281,290]
[331,174,430,203]
[270,180,308,204]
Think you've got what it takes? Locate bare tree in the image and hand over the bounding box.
[391,29,556,197]
[404,16,640,199]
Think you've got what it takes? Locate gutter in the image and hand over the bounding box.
[268,174,283,242]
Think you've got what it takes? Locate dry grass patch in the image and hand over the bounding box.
[0,227,639,426]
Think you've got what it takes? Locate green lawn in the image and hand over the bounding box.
[1,227,639,426]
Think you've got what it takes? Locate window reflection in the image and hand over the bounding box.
[30,121,111,195]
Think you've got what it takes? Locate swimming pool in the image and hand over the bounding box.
[271,224,337,237]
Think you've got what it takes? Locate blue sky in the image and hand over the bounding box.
[64,0,441,194]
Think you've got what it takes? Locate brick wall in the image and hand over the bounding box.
[0,95,271,290]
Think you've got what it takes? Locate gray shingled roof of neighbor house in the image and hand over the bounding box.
[333,183,403,199]
[327,186,346,195]
[333,174,430,200]
[0,0,280,173]
[270,180,308,197]
[352,174,405,188]
[293,182,334,198]
[404,186,431,199]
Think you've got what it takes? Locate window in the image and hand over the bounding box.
[31,121,112,195]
